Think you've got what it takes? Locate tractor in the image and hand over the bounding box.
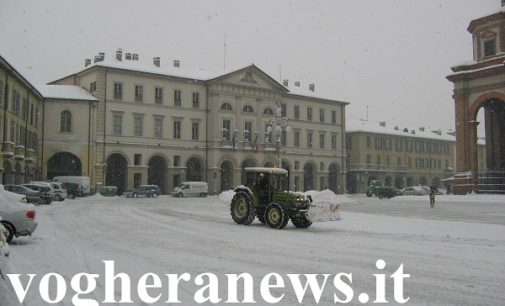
[230,167,341,229]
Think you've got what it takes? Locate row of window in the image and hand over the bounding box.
[112,113,201,140]
[0,81,39,127]
[365,154,449,170]
[109,82,201,108]
[0,117,39,151]
[220,102,339,124]
[106,81,340,124]
[360,136,451,155]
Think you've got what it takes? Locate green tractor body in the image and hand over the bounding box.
[230,167,340,229]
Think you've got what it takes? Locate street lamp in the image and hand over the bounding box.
[270,101,289,167]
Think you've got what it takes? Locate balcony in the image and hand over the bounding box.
[14,145,25,160]
[347,164,407,173]
[25,148,36,163]
[2,141,14,158]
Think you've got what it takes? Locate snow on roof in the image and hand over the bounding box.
[283,84,348,103]
[79,56,345,102]
[36,85,97,101]
[346,119,456,142]
[86,59,248,82]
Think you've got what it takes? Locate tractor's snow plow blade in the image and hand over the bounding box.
[307,203,342,222]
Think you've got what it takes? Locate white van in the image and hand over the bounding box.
[52,176,91,197]
[172,182,208,197]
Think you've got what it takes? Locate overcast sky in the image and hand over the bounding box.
[0,0,499,131]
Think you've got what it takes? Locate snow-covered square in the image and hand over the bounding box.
[2,192,504,305]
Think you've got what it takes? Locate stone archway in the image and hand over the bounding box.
[395,176,404,189]
[148,156,168,194]
[221,160,234,191]
[328,163,340,194]
[106,153,128,194]
[303,162,316,191]
[2,161,13,185]
[186,157,204,181]
[47,152,82,180]
[468,95,505,193]
[241,159,256,185]
[14,163,23,184]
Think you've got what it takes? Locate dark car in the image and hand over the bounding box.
[21,183,54,204]
[62,182,80,199]
[4,185,43,204]
[124,185,161,198]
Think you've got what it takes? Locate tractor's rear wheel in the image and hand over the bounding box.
[264,203,288,229]
[230,192,256,225]
[291,215,312,228]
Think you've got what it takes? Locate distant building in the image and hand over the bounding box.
[0,55,43,184]
[345,120,485,193]
[47,51,349,194]
[447,4,505,194]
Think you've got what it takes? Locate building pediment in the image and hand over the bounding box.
[208,65,288,93]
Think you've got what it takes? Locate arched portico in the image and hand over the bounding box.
[462,93,505,193]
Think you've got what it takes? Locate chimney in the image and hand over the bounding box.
[132,53,139,61]
[173,60,180,68]
[283,79,289,87]
[394,126,399,131]
[309,84,315,92]
[295,81,300,87]
[116,49,122,61]
[411,130,416,134]
[403,128,408,132]
[125,53,132,60]
[432,129,442,135]
[153,57,160,67]
[98,52,105,61]
[379,121,386,127]
[94,55,101,63]
[85,59,91,67]
[419,127,425,132]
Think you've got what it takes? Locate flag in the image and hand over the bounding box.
[232,132,236,151]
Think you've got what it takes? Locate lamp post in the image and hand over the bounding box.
[270,101,289,167]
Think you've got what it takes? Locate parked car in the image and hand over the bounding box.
[52,176,91,197]
[421,186,444,195]
[172,181,208,197]
[0,187,38,243]
[3,185,43,204]
[61,182,80,199]
[124,185,161,198]
[22,183,54,204]
[402,186,429,196]
[50,182,67,201]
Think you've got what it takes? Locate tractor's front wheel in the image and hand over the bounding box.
[291,215,312,228]
[230,192,256,225]
[264,203,288,229]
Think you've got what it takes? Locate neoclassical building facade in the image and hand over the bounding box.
[447,5,505,194]
[48,51,348,194]
[0,55,43,185]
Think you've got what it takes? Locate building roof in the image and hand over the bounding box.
[36,85,97,101]
[0,54,43,99]
[346,120,456,142]
[59,53,346,103]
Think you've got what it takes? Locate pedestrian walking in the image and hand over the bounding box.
[429,184,438,208]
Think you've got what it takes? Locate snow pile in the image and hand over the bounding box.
[218,190,236,203]
[303,189,354,204]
